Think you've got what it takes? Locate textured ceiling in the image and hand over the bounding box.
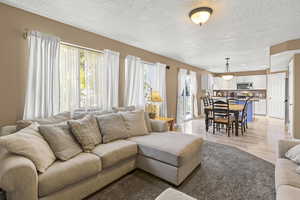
[1,0,300,72]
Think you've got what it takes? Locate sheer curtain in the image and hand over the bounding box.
[83,50,104,109]
[101,49,120,110]
[153,63,167,117]
[176,69,187,124]
[59,45,80,112]
[124,55,145,108]
[23,31,60,119]
[190,71,199,118]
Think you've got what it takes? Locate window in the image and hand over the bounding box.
[59,44,104,112]
[143,62,156,102]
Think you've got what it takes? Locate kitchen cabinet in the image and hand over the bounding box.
[254,99,267,115]
[252,75,267,89]
[201,73,214,91]
[236,75,267,89]
[213,77,236,90]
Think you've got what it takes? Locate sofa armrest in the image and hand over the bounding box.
[0,149,38,200]
[0,126,17,137]
[150,120,168,132]
[277,139,300,158]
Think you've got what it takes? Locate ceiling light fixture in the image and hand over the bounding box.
[222,58,234,80]
[189,7,213,25]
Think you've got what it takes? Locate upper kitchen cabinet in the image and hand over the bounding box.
[201,73,214,91]
[252,75,267,89]
[213,77,236,90]
[236,75,267,89]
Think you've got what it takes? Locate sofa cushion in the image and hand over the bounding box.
[92,140,137,168]
[96,113,129,143]
[0,123,56,173]
[275,158,300,190]
[120,110,149,137]
[277,185,300,200]
[39,123,82,161]
[38,153,101,197]
[68,115,102,152]
[128,132,203,167]
[16,112,71,131]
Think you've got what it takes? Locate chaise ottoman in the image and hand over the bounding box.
[128,132,203,185]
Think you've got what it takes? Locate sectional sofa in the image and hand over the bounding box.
[0,110,203,200]
[276,139,300,200]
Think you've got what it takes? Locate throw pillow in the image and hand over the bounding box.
[39,123,82,161]
[285,144,300,164]
[68,115,102,152]
[120,110,149,137]
[96,113,129,143]
[112,106,135,113]
[0,123,56,173]
[16,112,71,131]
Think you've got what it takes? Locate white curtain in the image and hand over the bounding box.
[176,69,188,124]
[190,71,199,118]
[23,31,60,119]
[101,49,119,110]
[124,55,145,108]
[83,50,104,109]
[59,45,80,112]
[153,63,167,117]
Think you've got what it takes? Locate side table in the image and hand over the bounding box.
[154,117,175,131]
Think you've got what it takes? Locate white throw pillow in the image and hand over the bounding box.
[285,144,300,164]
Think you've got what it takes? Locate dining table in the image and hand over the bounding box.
[204,104,244,136]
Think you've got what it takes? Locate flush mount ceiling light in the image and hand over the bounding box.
[189,7,213,25]
[222,58,234,80]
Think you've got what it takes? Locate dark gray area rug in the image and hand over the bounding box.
[86,141,275,200]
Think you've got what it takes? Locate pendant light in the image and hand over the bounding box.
[222,58,234,80]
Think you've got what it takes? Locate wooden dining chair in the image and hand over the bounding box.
[212,100,234,136]
[203,96,210,107]
[231,97,251,135]
[203,97,213,129]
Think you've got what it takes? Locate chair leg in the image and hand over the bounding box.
[241,124,244,135]
[213,123,215,134]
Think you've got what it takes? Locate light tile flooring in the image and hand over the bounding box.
[180,116,290,164]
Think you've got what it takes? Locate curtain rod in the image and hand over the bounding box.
[61,42,104,54]
[22,30,104,54]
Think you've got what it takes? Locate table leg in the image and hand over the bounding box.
[205,109,209,132]
[234,111,239,136]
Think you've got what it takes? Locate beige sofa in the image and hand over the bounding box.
[0,119,203,200]
[276,139,300,200]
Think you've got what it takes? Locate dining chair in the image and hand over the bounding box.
[212,100,233,136]
[203,97,213,129]
[203,96,210,107]
[231,97,251,135]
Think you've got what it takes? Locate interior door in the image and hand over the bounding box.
[268,73,286,119]
[288,59,294,136]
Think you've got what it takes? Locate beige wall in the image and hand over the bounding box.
[293,54,300,139]
[0,3,207,126]
[270,39,300,55]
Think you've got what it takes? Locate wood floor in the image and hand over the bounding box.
[180,116,290,164]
